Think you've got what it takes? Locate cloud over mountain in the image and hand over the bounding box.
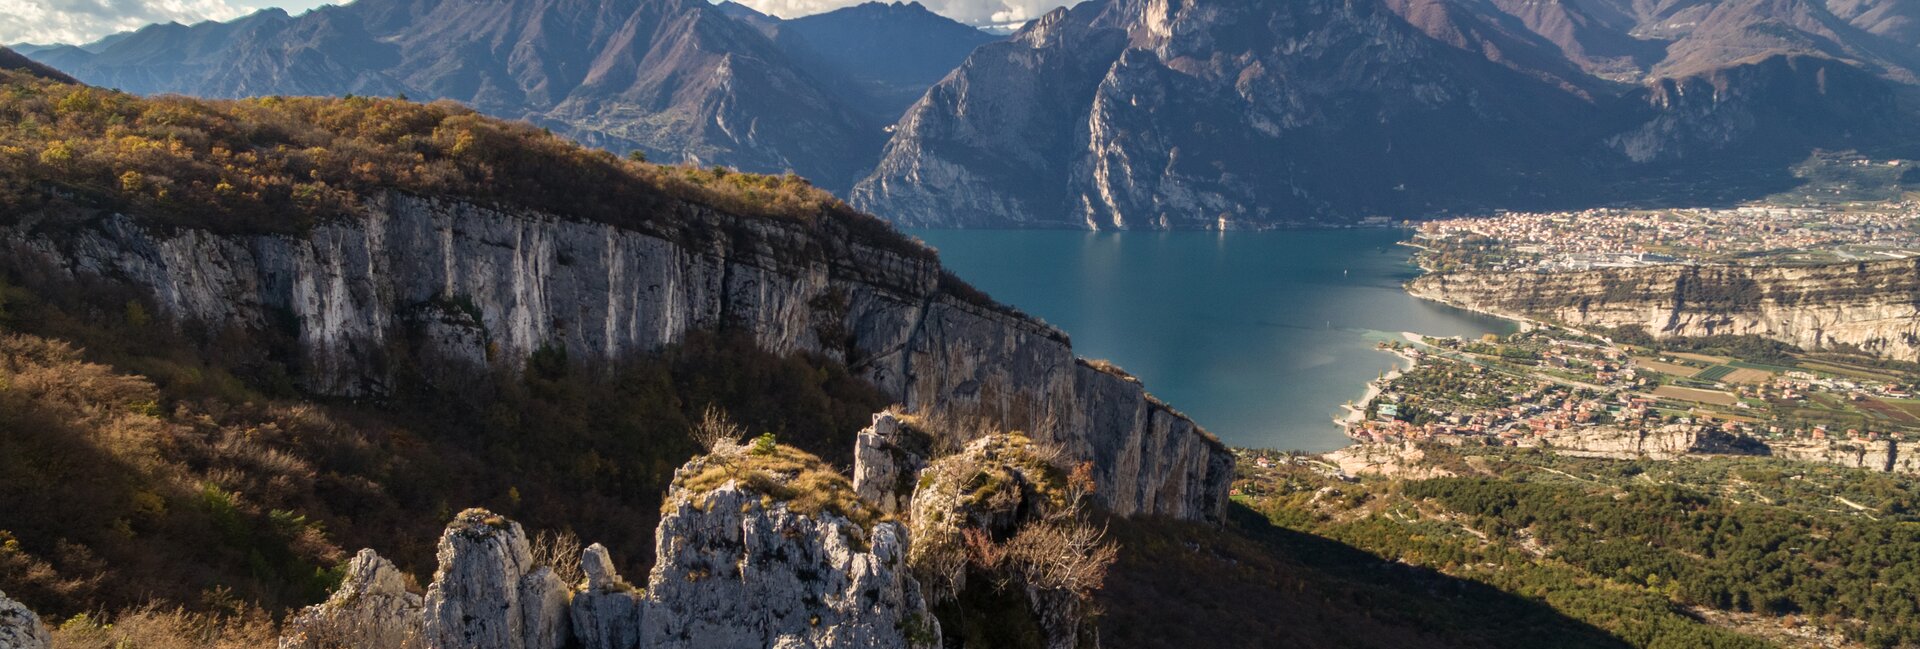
[0,0,253,44]
[732,0,1061,26]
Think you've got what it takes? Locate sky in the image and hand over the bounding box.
[1,0,1057,46]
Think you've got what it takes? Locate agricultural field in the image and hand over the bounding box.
[1653,385,1740,406]
[1694,365,1736,381]
[1728,360,1799,373]
[1635,357,1704,377]
[1694,365,1773,384]
[1670,352,1732,364]
[1859,401,1920,425]
[1799,360,1907,382]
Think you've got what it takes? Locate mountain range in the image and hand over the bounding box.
[853,0,1920,226]
[14,0,996,193]
[16,0,1920,226]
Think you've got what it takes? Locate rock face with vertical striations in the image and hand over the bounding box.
[421,509,572,649]
[3,190,1232,522]
[0,590,50,649]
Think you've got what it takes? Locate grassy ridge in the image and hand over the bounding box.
[0,69,928,261]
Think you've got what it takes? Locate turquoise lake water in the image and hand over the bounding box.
[909,228,1516,452]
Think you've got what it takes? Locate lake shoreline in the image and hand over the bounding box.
[910,227,1514,452]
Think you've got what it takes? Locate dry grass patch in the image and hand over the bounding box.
[671,440,881,530]
[50,605,277,649]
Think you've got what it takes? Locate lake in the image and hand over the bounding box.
[910,228,1516,452]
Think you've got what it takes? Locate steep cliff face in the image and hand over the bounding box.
[1772,438,1920,472]
[1,192,1230,522]
[1527,424,1772,460]
[1407,259,1920,360]
[1514,425,1920,475]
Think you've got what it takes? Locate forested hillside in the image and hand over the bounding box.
[1238,445,1920,648]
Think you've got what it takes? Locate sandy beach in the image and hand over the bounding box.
[1340,336,1424,426]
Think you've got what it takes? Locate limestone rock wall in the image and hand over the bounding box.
[1772,439,1920,473]
[1408,260,1920,361]
[1514,425,1920,475]
[2,192,1230,522]
[1528,424,1768,460]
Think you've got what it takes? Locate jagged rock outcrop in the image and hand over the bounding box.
[853,410,933,514]
[644,450,939,649]
[280,549,424,649]
[907,434,1103,649]
[0,590,50,649]
[3,191,1231,522]
[421,509,572,649]
[1408,259,1920,361]
[570,544,644,649]
[290,447,946,649]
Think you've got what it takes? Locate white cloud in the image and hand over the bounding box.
[0,0,251,45]
[732,0,1068,27]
